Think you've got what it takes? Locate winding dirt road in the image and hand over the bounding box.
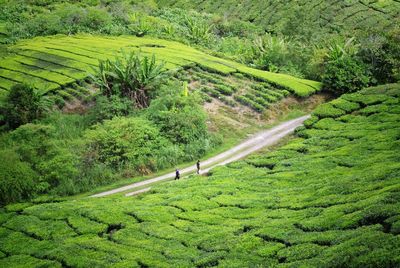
[91,115,310,198]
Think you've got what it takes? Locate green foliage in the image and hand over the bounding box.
[84,116,169,173]
[0,112,121,203]
[157,0,398,44]
[0,149,37,205]
[128,13,152,37]
[322,55,370,95]
[7,122,84,195]
[184,15,214,45]
[37,149,80,195]
[92,52,167,108]
[2,84,52,129]
[0,255,61,268]
[252,34,290,73]
[147,85,208,145]
[3,3,113,39]
[359,26,400,84]
[10,123,56,166]
[1,0,398,85]
[313,103,346,118]
[330,98,360,113]
[1,83,400,266]
[1,34,320,98]
[320,38,371,95]
[88,95,134,123]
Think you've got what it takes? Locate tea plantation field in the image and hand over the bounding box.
[0,34,320,101]
[174,66,292,112]
[157,0,400,36]
[0,83,399,267]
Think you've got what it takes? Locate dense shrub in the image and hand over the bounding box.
[37,149,80,195]
[4,3,113,38]
[84,117,170,173]
[321,38,370,95]
[0,149,37,205]
[322,56,370,95]
[2,84,52,129]
[88,95,134,123]
[359,27,400,84]
[10,123,56,166]
[147,86,209,145]
[214,84,234,95]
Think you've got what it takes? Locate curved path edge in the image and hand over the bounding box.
[91,115,310,198]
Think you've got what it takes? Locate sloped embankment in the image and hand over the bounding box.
[0,84,399,266]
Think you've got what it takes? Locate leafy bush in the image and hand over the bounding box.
[359,27,400,84]
[128,13,152,37]
[10,123,56,166]
[84,117,170,173]
[147,85,209,145]
[2,84,52,129]
[4,3,113,39]
[234,95,264,112]
[322,56,370,95]
[322,38,370,95]
[37,149,80,195]
[88,95,134,123]
[0,149,37,205]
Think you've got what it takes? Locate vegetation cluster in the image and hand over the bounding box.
[0,0,398,265]
[0,0,399,94]
[0,52,216,204]
[0,32,318,204]
[0,84,399,266]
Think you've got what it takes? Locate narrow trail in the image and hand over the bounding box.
[91,115,310,198]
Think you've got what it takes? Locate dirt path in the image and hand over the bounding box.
[91,115,310,198]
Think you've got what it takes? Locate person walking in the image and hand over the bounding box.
[175,169,180,180]
[196,160,201,174]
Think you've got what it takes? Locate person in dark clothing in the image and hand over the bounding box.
[196,160,201,174]
[175,169,180,180]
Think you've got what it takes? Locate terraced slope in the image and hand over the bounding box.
[174,66,292,112]
[0,35,320,100]
[0,84,399,267]
[157,0,400,36]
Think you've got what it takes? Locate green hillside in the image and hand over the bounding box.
[0,1,399,266]
[156,0,400,39]
[0,34,320,100]
[0,84,399,267]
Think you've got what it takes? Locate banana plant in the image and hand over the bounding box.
[91,51,166,109]
[326,37,360,62]
[184,16,213,44]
